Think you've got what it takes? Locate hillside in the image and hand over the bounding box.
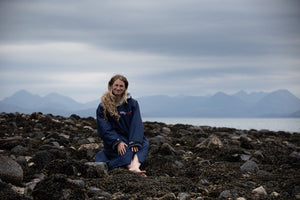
[1,89,300,118]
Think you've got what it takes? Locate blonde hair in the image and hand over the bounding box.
[101,74,129,120]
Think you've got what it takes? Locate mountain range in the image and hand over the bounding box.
[1,89,300,118]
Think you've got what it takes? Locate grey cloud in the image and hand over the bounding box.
[1,0,299,57]
[0,0,299,101]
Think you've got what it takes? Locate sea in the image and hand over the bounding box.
[142,117,300,133]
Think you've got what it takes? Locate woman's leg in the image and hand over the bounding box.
[127,154,147,177]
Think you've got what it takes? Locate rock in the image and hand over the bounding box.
[195,134,223,149]
[85,162,108,175]
[178,129,191,136]
[218,190,232,199]
[51,141,60,148]
[173,160,184,169]
[293,186,300,199]
[0,156,23,185]
[32,174,87,200]
[30,150,56,169]
[11,145,25,153]
[149,135,168,146]
[199,178,210,185]
[240,160,259,173]
[178,192,190,200]
[78,143,99,151]
[289,151,300,159]
[8,121,18,133]
[240,154,251,161]
[67,178,85,188]
[252,186,267,197]
[0,179,24,200]
[240,135,254,149]
[270,191,280,197]
[253,150,264,160]
[160,143,176,155]
[162,127,171,134]
[159,192,176,200]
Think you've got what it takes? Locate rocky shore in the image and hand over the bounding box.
[0,112,299,199]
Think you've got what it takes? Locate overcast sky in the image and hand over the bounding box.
[0,0,299,103]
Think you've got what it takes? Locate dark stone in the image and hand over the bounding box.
[240,160,259,173]
[0,156,23,185]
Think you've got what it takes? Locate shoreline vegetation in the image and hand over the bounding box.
[0,112,299,199]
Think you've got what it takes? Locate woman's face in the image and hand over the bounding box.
[112,79,126,97]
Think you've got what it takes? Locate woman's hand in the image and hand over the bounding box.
[131,146,139,153]
[117,142,128,155]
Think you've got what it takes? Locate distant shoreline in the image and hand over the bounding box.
[143,117,300,133]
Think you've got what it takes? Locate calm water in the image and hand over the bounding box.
[143,117,300,133]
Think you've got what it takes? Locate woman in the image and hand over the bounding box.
[95,74,149,177]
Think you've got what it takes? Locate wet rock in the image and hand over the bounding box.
[0,156,23,185]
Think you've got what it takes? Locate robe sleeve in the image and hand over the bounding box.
[128,100,144,148]
[96,104,122,149]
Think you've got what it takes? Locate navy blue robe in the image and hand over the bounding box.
[95,97,149,169]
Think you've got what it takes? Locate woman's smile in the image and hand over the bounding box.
[112,79,125,97]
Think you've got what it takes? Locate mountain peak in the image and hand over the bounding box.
[213,91,228,97]
[252,89,300,115]
[11,89,37,98]
[2,90,43,109]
